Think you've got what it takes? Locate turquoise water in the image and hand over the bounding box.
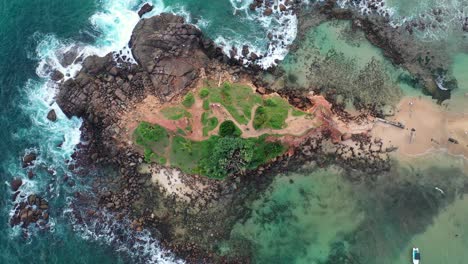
[1,0,468,263]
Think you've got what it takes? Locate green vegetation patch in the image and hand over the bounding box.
[208,82,262,125]
[292,108,307,117]
[134,121,285,180]
[161,106,191,120]
[199,88,210,98]
[202,99,210,111]
[170,136,204,174]
[134,122,170,151]
[182,92,195,108]
[201,112,219,136]
[198,136,285,179]
[253,96,291,130]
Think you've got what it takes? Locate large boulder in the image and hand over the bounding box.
[47,109,57,122]
[22,153,37,168]
[138,3,153,17]
[129,13,215,101]
[10,178,22,192]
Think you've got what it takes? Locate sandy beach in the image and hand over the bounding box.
[371,96,468,162]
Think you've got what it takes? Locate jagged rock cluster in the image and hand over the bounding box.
[56,14,225,142]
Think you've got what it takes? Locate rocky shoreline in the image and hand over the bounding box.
[34,3,437,262]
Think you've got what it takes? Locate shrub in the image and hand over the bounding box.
[182,92,195,108]
[219,120,242,137]
[199,88,210,98]
[199,137,254,179]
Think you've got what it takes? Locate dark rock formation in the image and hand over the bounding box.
[47,109,57,122]
[10,194,49,228]
[57,14,222,121]
[138,3,153,17]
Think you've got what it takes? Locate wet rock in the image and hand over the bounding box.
[10,194,49,228]
[279,4,287,12]
[10,178,23,192]
[61,46,80,67]
[264,8,273,16]
[47,109,57,122]
[27,170,35,179]
[250,52,259,61]
[22,153,37,168]
[241,45,250,57]
[50,70,64,82]
[267,32,273,40]
[138,3,154,17]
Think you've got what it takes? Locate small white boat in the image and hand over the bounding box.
[412,247,421,264]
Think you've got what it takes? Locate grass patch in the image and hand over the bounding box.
[253,96,291,130]
[203,99,210,111]
[161,106,191,120]
[208,82,262,125]
[144,148,167,164]
[292,108,307,117]
[134,122,170,152]
[202,115,219,137]
[182,92,195,108]
[170,136,204,174]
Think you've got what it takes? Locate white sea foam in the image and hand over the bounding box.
[68,209,184,264]
[218,0,298,69]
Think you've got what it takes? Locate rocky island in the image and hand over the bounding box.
[7,0,468,263]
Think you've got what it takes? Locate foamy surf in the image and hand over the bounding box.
[10,1,180,262]
[67,208,184,264]
[218,0,298,69]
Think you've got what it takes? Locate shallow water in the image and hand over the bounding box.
[228,153,468,263]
